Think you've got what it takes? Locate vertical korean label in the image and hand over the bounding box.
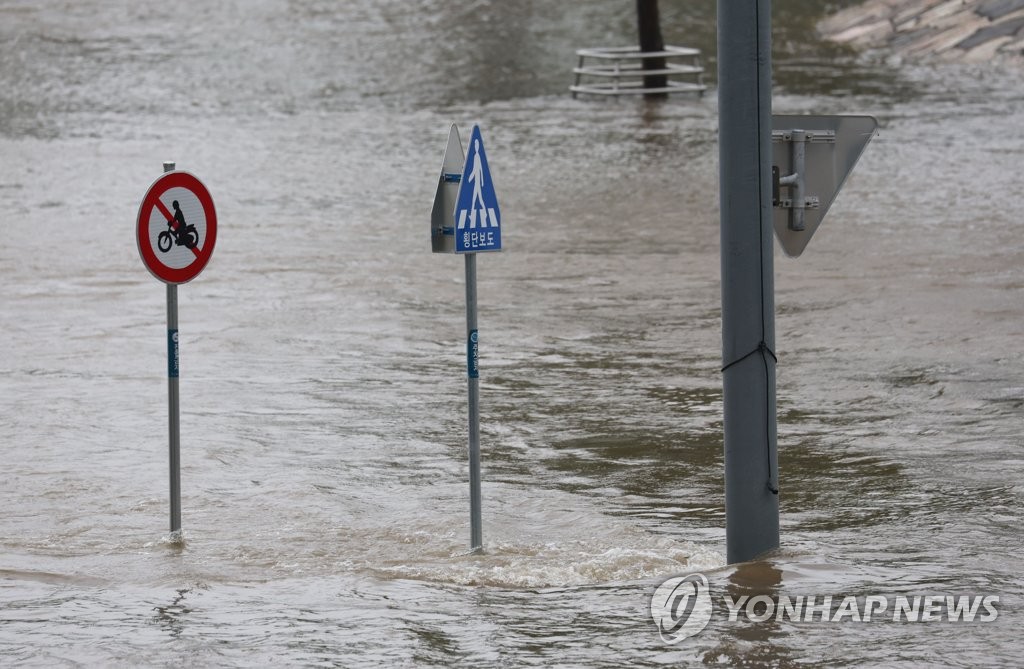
[467,330,479,379]
[168,329,179,378]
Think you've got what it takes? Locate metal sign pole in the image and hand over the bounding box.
[137,162,215,537]
[163,160,182,535]
[717,0,780,564]
[465,252,482,552]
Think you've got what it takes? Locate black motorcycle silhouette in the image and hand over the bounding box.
[158,200,198,252]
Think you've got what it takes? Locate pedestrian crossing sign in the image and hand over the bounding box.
[454,125,501,253]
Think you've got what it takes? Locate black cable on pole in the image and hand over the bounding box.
[755,1,779,497]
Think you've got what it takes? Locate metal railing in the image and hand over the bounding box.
[570,45,706,98]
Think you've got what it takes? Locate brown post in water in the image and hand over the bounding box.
[637,0,668,95]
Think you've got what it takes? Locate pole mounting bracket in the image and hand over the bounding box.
[770,128,833,231]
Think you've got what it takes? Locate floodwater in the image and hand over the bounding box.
[1,1,1021,666]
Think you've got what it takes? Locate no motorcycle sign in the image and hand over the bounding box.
[136,171,217,284]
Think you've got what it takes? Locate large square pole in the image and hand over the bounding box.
[717,0,780,563]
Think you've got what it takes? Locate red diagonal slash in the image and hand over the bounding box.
[153,199,202,258]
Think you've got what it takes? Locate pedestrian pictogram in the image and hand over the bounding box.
[136,171,217,284]
[454,125,501,253]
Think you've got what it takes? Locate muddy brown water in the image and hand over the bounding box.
[1,1,1021,665]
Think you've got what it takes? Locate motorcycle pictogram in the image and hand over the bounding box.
[157,200,198,253]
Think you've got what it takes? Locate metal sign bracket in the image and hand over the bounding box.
[771,128,835,232]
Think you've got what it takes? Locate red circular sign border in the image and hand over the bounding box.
[136,171,217,284]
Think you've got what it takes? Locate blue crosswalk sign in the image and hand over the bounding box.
[454,125,501,253]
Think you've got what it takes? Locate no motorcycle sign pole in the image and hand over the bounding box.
[136,161,217,536]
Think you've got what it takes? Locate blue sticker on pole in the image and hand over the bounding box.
[168,329,179,378]
[467,329,479,379]
[454,125,501,254]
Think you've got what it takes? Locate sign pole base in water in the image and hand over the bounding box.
[166,284,181,535]
[465,253,482,552]
[718,0,780,564]
[163,161,182,537]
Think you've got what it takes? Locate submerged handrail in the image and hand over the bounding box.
[570,45,706,98]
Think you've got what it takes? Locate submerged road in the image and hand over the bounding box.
[820,0,1024,62]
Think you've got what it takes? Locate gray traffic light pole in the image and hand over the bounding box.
[718,0,780,564]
